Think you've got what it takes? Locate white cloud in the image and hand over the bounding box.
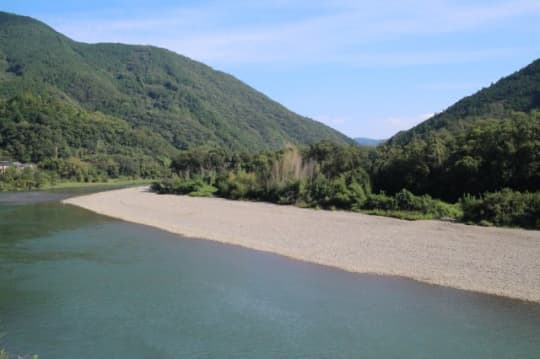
[45,0,540,66]
[315,115,347,126]
[420,112,436,121]
[383,112,435,130]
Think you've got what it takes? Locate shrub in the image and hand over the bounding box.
[265,180,305,204]
[461,189,540,229]
[363,193,397,211]
[220,170,259,199]
[394,189,420,211]
[151,177,217,197]
[361,189,462,219]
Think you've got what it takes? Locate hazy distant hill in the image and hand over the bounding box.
[354,137,384,146]
[0,12,351,163]
[390,58,540,144]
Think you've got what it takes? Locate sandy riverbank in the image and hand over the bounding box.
[63,186,540,302]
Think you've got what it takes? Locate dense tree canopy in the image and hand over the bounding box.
[0,11,351,154]
[371,112,540,201]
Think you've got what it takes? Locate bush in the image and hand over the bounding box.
[219,170,259,199]
[394,189,419,211]
[363,193,397,211]
[361,189,462,219]
[461,189,540,229]
[151,177,217,197]
[266,180,305,204]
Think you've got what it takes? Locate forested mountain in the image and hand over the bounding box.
[0,11,351,163]
[390,58,540,145]
[372,59,540,202]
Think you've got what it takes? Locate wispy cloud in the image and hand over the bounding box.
[46,0,540,66]
[27,0,538,138]
[383,113,435,130]
[315,115,348,126]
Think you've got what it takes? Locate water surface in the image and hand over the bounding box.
[1,192,539,358]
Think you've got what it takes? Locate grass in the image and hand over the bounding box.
[42,178,154,190]
[359,209,450,221]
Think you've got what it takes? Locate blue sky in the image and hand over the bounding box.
[2,1,539,138]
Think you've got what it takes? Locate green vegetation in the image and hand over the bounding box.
[0,11,350,157]
[371,112,540,202]
[0,162,158,192]
[153,139,539,228]
[390,58,540,145]
[43,178,154,190]
[154,142,370,207]
[367,59,540,228]
[0,91,173,191]
[461,189,540,229]
[0,348,37,359]
[0,12,538,229]
[0,11,350,191]
[361,189,462,220]
[0,166,48,191]
[0,93,176,163]
[152,143,463,221]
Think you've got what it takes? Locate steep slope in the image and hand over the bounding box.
[0,93,177,162]
[0,11,351,160]
[390,58,540,144]
[372,59,540,200]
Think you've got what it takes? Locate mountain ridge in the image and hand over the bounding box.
[0,11,351,162]
[389,58,540,144]
[371,58,540,201]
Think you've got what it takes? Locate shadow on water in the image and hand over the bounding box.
[0,183,144,205]
[0,191,71,205]
[0,202,109,244]
[0,184,137,260]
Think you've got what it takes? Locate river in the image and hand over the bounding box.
[1,189,539,358]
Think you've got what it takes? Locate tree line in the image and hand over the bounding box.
[152,112,540,229]
[152,142,461,223]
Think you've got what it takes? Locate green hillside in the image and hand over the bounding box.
[0,11,351,163]
[390,59,540,145]
[371,59,540,202]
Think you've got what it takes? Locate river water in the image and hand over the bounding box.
[1,190,539,358]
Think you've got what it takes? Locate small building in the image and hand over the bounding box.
[0,161,35,174]
[0,161,11,174]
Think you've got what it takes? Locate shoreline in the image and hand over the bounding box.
[63,186,540,303]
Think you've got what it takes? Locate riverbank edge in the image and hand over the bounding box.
[63,186,540,303]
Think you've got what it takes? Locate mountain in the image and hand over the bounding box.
[372,59,540,201]
[354,137,384,146]
[390,58,540,144]
[0,12,351,163]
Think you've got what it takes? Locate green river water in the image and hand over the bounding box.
[1,189,539,358]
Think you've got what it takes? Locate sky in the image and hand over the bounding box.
[1,1,539,139]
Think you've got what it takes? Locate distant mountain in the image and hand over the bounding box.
[354,137,384,146]
[0,12,351,163]
[390,58,540,144]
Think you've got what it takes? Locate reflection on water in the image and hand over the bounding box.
[0,198,539,358]
[0,203,108,244]
[0,183,143,205]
